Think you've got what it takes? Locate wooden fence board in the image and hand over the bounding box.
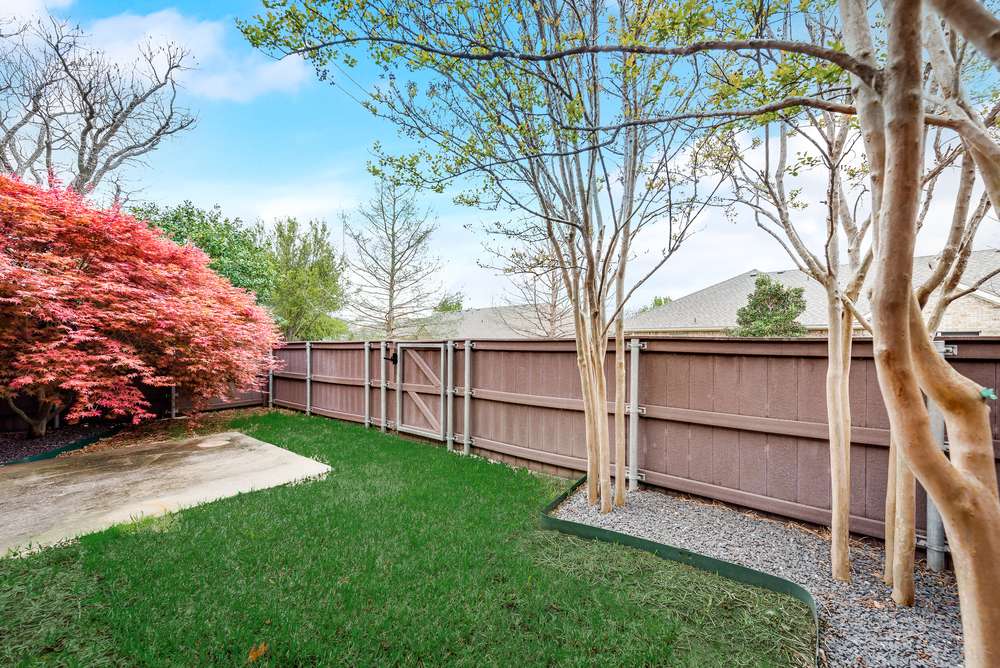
[8,335,998,543]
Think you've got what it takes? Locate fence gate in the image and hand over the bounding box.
[395,343,446,441]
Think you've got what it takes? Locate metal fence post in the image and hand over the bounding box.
[380,341,387,433]
[446,341,455,450]
[464,340,473,455]
[364,341,371,428]
[439,342,447,442]
[171,386,177,419]
[396,341,402,433]
[628,338,642,491]
[305,342,312,417]
[926,340,949,571]
[268,349,274,409]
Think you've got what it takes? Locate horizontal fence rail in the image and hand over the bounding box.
[6,335,998,543]
[267,336,1000,541]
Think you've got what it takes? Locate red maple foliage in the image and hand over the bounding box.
[0,174,283,437]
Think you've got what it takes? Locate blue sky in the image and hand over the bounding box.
[2,0,988,311]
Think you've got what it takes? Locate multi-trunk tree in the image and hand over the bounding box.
[243,0,724,512]
[243,0,1000,660]
[0,175,282,438]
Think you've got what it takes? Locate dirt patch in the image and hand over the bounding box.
[57,407,290,459]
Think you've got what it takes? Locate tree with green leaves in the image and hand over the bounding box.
[240,0,1000,659]
[434,291,464,312]
[725,274,806,338]
[132,201,275,302]
[637,295,672,314]
[256,218,348,341]
[242,0,722,512]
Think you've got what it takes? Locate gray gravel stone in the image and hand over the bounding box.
[552,484,962,667]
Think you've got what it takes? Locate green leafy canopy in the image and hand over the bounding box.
[725,274,806,337]
[131,202,276,303]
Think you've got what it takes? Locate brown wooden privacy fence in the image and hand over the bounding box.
[271,336,1000,541]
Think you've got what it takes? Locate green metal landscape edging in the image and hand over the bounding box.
[540,476,821,666]
[0,424,123,467]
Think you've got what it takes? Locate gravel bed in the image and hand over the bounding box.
[0,424,114,465]
[553,485,963,667]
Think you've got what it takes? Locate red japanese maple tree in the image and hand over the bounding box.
[0,175,283,437]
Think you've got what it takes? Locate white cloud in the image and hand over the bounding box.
[0,0,73,20]
[86,9,310,103]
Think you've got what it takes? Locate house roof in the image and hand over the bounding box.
[425,305,528,339]
[625,249,1000,332]
[401,303,571,340]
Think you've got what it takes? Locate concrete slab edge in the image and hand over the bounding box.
[540,475,820,666]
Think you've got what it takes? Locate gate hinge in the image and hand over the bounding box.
[625,404,646,415]
[627,470,646,481]
[943,344,958,356]
[627,341,647,350]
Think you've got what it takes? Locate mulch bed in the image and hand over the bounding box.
[1,407,283,465]
[0,423,117,465]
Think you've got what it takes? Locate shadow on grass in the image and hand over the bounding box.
[1,411,813,667]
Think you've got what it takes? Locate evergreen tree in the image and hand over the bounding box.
[726,275,806,337]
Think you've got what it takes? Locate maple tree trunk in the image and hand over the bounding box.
[883,435,896,584]
[826,300,853,582]
[6,394,57,439]
[28,413,49,439]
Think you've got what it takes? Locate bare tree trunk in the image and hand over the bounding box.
[587,318,613,514]
[872,2,1000,662]
[909,291,1000,665]
[613,219,629,506]
[883,434,897,585]
[6,393,59,439]
[614,314,627,506]
[578,326,600,506]
[891,453,916,605]
[826,298,854,581]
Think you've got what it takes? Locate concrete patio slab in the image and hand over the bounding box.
[0,432,330,555]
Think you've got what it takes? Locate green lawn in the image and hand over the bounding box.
[0,411,814,667]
